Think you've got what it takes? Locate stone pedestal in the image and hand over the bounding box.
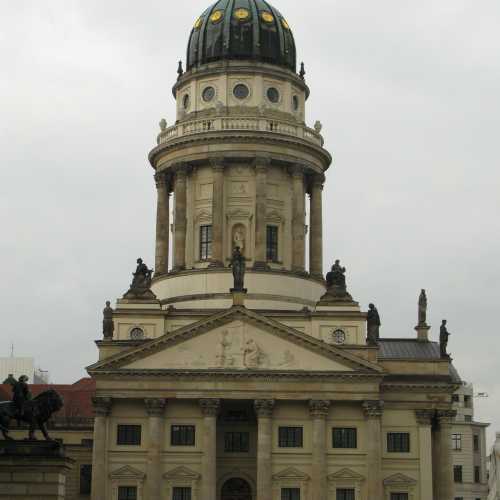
[0,441,74,500]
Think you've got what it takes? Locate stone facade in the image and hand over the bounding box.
[488,433,500,500]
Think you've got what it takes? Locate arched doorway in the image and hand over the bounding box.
[221,477,252,500]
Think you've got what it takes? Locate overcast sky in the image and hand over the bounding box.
[1,1,499,446]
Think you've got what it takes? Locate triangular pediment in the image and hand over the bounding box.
[109,465,145,480]
[383,473,417,486]
[328,468,365,481]
[163,466,200,480]
[273,467,310,481]
[88,306,382,375]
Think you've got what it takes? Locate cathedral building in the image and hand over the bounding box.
[87,2,461,499]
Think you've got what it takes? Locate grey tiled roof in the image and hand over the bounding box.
[378,339,441,359]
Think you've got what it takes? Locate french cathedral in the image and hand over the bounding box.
[87,1,460,499]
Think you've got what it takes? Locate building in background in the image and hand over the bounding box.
[0,356,50,385]
[488,433,500,500]
[451,382,489,500]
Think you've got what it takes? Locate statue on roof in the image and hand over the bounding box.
[2,374,16,386]
[103,301,114,339]
[418,289,428,326]
[230,247,246,293]
[321,260,353,302]
[367,303,381,345]
[123,258,157,300]
[440,320,451,358]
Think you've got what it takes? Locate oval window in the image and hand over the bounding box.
[233,84,250,100]
[210,10,224,24]
[183,94,190,109]
[234,8,250,21]
[261,11,274,24]
[267,87,280,103]
[130,327,145,340]
[202,86,216,102]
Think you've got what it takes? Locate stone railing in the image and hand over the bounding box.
[157,116,324,147]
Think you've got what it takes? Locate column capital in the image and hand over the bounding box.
[415,409,435,425]
[175,169,188,180]
[92,397,112,417]
[309,400,331,418]
[362,400,384,418]
[310,173,325,189]
[145,398,167,417]
[253,156,271,171]
[254,399,275,417]
[199,398,221,417]
[290,164,306,178]
[435,409,457,425]
[209,156,226,171]
[154,171,170,189]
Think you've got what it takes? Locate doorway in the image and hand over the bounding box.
[221,478,252,500]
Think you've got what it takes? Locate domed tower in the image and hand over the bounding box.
[149,0,332,310]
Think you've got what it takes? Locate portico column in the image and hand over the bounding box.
[255,399,275,500]
[291,165,306,273]
[145,399,166,500]
[309,400,330,500]
[309,176,324,279]
[253,156,270,270]
[362,400,384,500]
[210,158,225,267]
[433,410,456,500]
[415,410,434,500]
[199,399,220,500]
[91,397,112,500]
[174,169,187,270]
[154,173,171,276]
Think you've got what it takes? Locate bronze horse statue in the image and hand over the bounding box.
[0,389,63,441]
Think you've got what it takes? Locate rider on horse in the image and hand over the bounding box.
[10,375,32,419]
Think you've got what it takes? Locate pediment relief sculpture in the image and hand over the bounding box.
[273,467,310,481]
[163,466,200,480]
[109,465,146,480]
[383,473,418,486]
[328,468,365,482]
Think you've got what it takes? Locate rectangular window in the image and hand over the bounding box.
[171,425,195,446]
[387,433,410,453]
[452,433,462,451]
[336,489,355,500]
[465,415,473,422]
[224,432,250,453]
[199,225,212,261]
[454,465,463,483]
[464,395,472,408]
[173,487,192,500]
[332,428,357,449]
[475,466,481,483]
[118,486,137,500]
[452,394,460,403]
[266,225,279,262]
[474,435,480,452]
[390,494,409,500]
[281,488,300,500]
[278,427,303,448]
[117,425,141,446]
[79,464,92,495]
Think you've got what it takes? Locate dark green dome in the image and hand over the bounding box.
[187,0,296,72]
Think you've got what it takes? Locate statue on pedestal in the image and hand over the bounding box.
[230,247,246,293]
[367,304,381,345]
[321,260,353,302]
[418,289,428,326]
[123,258,157,300]
[102,301,114,340]
[440,320,451,358]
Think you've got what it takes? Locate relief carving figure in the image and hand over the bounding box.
[440,320,451,358]
[123,258,157,300]
[366,303,381,345]
[243,339,262,369]
[102,301,114,339]
[418,289,428,326]
[216,331,234,368]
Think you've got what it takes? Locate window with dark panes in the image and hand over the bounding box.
[474,434,480,452]
[200,225,212,261]
[117,425,141,445]
[118,486,137,500]
[281,488,300,500]
[452,433,462,450]
[475,466,481,483]
[278,427,303,448]
[452,394,460,403]
[464,395,472,408]
[332,428,357,449]
[390,494,409,500]
[171,425,195,446]
[173,487,192,500]
[79,464,92,495]
[224,432,250,452]
[266,226,279,262]
[454,465,463,483]
[336,488,355,500]
[387,433,410,452]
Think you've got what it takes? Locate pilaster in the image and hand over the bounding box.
[309,400,330,500]
[255,399,275,500]
[199,399,220,500]
[309,175,324,279]
[174,169,188,270]
[415,410,434,500]
[362,400,384,500]
[145,399,166,500]
[154,172,171,277]
[91,397,112,500]
[291,165,306,273]
[253,156,271,270]
[433,410,457,500]
[209,158,225,267]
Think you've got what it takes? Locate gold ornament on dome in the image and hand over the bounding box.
[194,17,203,29]
[261,11,274,24]
[210,10,224,24]
[281,18,290,30]
[234,8,250,21]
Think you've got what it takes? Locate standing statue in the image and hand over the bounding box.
[230,247,246,292]
[440,320,451,358]
[322,259,353,301]
[123,258,156,300]
[103,301,114,339]
[367,303,381,345]
[418,289,428,326]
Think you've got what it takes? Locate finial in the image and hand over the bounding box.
[177,60,184,79]
[159,118,167,132]
[299,62,306,80]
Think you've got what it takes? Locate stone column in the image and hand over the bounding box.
[415,410,434,500]
[362,400,384,500]
[154,173,170,276]
[174,169,187,270]
[309,400,330,500]
[91,397,112,500]
[253,157,270,270]
[309,175,324,279]
[145,398,166,500]
[291,166,306,273]
[210,158,225,267]
[255,399,275,500]
[433,410,456,500]
[199,399,220,500]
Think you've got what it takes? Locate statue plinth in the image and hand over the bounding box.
[231,289,247,307]
[415,324,430,342]
[319,285,355,305]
